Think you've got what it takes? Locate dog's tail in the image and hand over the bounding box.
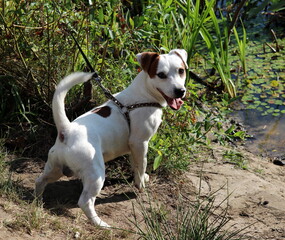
[52,72,94,132]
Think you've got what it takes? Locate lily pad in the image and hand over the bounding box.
[267,99,276,104]
[272,112,280,117]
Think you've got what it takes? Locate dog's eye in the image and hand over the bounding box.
[157,72,167,79]
[178,68,185,75]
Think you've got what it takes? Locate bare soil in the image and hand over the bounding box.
[1,144,285,240]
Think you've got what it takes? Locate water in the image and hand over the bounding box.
[232,108,285,157]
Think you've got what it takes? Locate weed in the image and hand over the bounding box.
[0,143,18,198]
[0,151,26,202]
[233,20,247,75]
[223,150,248,170]
[5,200,48,234]
[130,189,247,239]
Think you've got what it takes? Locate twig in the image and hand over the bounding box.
[189,70,220,92]
[227,0,248,42]
[12,24,53,30]
[265,42,276,53]
[189,71,208,87]
[270,29,280,52]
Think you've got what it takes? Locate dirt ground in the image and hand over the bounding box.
[0,143,285,240]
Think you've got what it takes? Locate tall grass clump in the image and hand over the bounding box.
[0,142,25,201]
[199,5,236,98]
[233,21,247,75]
[5,200,49,234]
[131,190,247,240]
[0,143,13,196]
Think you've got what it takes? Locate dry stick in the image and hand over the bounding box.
[189,71,209,88]
[227,0,248,43]
[265,42,277,53]
[189,71,219,92]
[12,23,53,29]
[270,29,280,52]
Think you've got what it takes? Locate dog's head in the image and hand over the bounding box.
[137,49,188,110]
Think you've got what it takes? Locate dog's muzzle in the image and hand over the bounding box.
[174,88,186,98]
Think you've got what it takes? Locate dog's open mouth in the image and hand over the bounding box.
[158,89,184,110]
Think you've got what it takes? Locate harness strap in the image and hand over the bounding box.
[123,102,163,127]
[91,74,162,128]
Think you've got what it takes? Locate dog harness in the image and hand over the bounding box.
[91,73,162,127]
[70,33,162,128]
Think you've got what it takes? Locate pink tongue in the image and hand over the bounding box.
[167,98,184,110]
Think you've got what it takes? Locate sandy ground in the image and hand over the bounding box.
[0,144,285,240]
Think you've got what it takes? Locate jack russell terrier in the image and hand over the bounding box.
[35,49,188,227]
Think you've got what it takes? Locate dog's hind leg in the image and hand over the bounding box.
[78,159,109,228]
[35,148,63,198]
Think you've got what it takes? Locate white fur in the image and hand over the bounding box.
[35,49,188,227]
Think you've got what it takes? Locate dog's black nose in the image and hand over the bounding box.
[174,88,186,98]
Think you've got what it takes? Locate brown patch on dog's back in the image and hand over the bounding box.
[140,52,160,78]
[92,106,111,118]
[62,165,74,177]
[59,131,65,142]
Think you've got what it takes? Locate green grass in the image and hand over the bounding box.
[0,144,16,197]
[233,21,247,75]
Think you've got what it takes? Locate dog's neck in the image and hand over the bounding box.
[119,71,166,107]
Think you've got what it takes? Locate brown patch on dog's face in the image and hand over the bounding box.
[140,52,160,78]
[92,106,111,118]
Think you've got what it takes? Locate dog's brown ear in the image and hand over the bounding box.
[137,52,160,78]
[169,49,188,69]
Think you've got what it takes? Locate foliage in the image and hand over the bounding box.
[149,99,246,172]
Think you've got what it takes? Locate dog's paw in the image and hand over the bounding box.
[134,173,150,190]
[99,221,111,228]
[144,173,149,183]
[134,181,144,190]
[90,216,111,228]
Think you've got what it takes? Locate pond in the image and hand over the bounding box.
[231,19,285,158]
[232,108,285,157]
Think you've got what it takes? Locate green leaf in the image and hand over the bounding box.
[98,8,104,23]
[233,131,246,140]
[165,0,173,9]
[129,17,134,29]
[153,155,163,171]
[225,125,235,135]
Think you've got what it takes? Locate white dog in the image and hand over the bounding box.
[35,49,188,227]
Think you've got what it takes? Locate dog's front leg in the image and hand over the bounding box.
[129,140,149,190]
